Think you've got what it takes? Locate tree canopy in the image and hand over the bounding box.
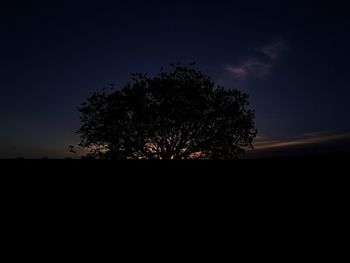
[77,64,257,160]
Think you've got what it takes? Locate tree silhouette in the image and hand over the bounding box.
[77,64,257,160]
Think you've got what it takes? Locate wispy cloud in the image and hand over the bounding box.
[257,41,289,61]
[253,131,350,151]
[226,40,289,79]
[226,60,272,79]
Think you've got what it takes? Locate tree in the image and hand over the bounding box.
[77,64,257,160]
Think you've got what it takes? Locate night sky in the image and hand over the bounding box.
[1,1,350,158]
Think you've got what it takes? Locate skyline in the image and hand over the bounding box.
[0,2,349,158]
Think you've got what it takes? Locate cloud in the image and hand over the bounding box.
[253,131,350,151]
[227,40,288,79]
[257,41,289,61]
[226,60,272,79]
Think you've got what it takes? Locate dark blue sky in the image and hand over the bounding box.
[0,1,349,158]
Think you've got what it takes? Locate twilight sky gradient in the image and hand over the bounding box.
[0,1,349,158]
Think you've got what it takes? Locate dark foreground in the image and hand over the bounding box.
[2,153,349,176]
[1,154,347,259]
